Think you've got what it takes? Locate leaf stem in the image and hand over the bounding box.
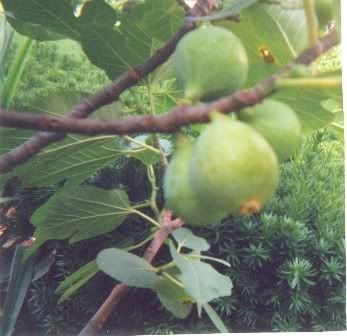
[131,201,151,209]
[162,271,184,288]
[131,209,161,228]
[147,81,169,168]
[158,260,176,272]
[303,0,319,47]
[125,231,157,252]
[147,165,160,218]
[276,76,342,89]
[123,135,160,154]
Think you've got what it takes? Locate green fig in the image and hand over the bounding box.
[239,99,301,162]
[190,114,279,216]
[174,26,249,102]
[164,136,227,226]
[314,0,334,30]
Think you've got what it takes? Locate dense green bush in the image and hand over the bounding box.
[6,38,344,334]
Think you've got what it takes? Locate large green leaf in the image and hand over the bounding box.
[80,0,184,79]
[13,136,122,187]
[218,3,294,87]
[0,128,34,155]
[77,0,118,29]
[169,242,232,310]
[273,71,342,133]
[1,0,79,40]
[97,248,161,288]
[219,3,340,133]
[31,185,131,243]
[273,87,337,133]
[265,2,308,55]
[127,0,184,43]
[3,91,123,187]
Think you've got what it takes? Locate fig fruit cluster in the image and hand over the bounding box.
[163,26,303,226]
[164,113,280,226]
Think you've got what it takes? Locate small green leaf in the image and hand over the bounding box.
[56,260,98,303]
[155,272,193,319]
[97,248,161,288]
[126,135,172,165]
[157,293,193,319]
[172,228,210,252]
[31,186,131,244]
[169,242,232,307]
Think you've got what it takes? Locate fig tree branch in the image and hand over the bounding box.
[78,211,184,336]
[0,0,216,174]
[0,30,339,140]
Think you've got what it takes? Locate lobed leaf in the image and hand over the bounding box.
[169,242,232,309]
[31,185,131,243]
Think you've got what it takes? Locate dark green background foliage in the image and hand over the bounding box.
[3,32,344,335]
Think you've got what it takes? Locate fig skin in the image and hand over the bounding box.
[164,137,227,226]
[174,26,249,102]
[190,114,279,216]
[314,0,334,29]
[239,99,302,162]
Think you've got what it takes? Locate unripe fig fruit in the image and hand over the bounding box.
[314,0,334,29]
[164,137,227,226]
[190,114,279,216]
[239,99,301,162]
[174,26,248,102]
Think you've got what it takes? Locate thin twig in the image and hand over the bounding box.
[78,211,183,336]
[0,30,339,142]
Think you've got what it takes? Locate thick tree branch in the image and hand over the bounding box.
[78,211,183,336]
[0,0,218,174]
[0,30,339,141]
